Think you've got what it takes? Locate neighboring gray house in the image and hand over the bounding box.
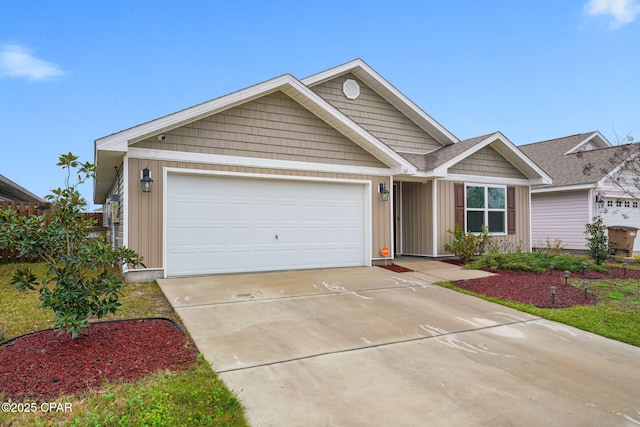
[0,174,44,202]
[520,132,640,252]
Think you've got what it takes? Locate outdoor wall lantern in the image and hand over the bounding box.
[550,285,558,305]
[378,183,390,202]
[595,193,605,209]
[140,168,153,193]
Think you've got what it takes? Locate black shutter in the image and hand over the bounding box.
[454,183,465,230]
[507,186,516,235]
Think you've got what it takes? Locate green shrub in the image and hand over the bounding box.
[467,252,609,273]
[443,224,490,263]
[585,216,611,265]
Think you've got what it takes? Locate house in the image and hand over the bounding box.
[520,131,640,252]
[93,59,551,280]
[0,174,44,202]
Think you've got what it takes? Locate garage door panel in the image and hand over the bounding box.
[166,174,368,276]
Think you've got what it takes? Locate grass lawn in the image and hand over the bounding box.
[441,255,640,347]
[0,263,249,427]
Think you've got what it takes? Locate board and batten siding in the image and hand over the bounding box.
[438,181,531,254]
[132,91,386,169]
[400,181,433,255]
[448,146,527,179]
[530,190,590,250]
[309,74,442,154]
[127,157,391,270]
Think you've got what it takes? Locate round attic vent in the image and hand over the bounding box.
[343,79,360,100]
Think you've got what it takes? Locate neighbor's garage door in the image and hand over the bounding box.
[601,198,640,252]
[166,173,368,276]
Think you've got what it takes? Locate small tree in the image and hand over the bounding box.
[585,216,610,265]
[0,153,144,338]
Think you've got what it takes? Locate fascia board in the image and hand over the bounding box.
[95,74,297,151]
[128,147,395,176]
[441,174,539,186]
[301,59,459,145]
[531,183,595,193]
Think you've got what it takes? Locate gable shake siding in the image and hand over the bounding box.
[308,74,443,154]
[449,146,527,179]
[530,190,589,250]
[132,91,386,169]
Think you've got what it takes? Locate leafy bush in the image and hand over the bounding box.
[0,153,144,338]
[443,224,490,263]
[585,216,611,265]
[467,252,608,273]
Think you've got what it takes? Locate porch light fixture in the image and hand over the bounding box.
[550,285,557,305]
[595,193,605,209]
[378,183,390,202]
[140,168,153,193]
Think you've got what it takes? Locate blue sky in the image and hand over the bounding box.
[2,0,639,208]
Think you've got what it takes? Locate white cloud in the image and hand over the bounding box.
[585,0,640,27]
[0,44,65,81]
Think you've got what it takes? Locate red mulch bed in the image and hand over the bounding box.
[0,318,197,401]
[453,268,639,308]
[378,264,413,273]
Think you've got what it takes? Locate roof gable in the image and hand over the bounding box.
[308,73,444,154]
[94,71,417,201]
[131,91,387,169]
[519,132,639,189]
[401,132,551,184]
[301,59,458,146]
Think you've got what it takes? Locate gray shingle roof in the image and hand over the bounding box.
[398,133,494,171]
[519,132,640,188]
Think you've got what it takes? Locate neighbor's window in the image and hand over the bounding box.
[466,185,506,233]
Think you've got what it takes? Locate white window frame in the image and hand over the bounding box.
[464,183,507,235]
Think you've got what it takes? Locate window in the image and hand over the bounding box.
[633,201,638,209]
[616,200,623,207]
[465,185,506,233]
[624,200,631,208]
[607,200,614,208]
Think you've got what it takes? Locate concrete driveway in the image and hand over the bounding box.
[157,264,640,426]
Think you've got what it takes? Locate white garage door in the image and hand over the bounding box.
[601,198,640,252]
[166,173,368,276]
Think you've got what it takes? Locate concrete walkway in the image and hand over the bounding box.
[157,263,640,426]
